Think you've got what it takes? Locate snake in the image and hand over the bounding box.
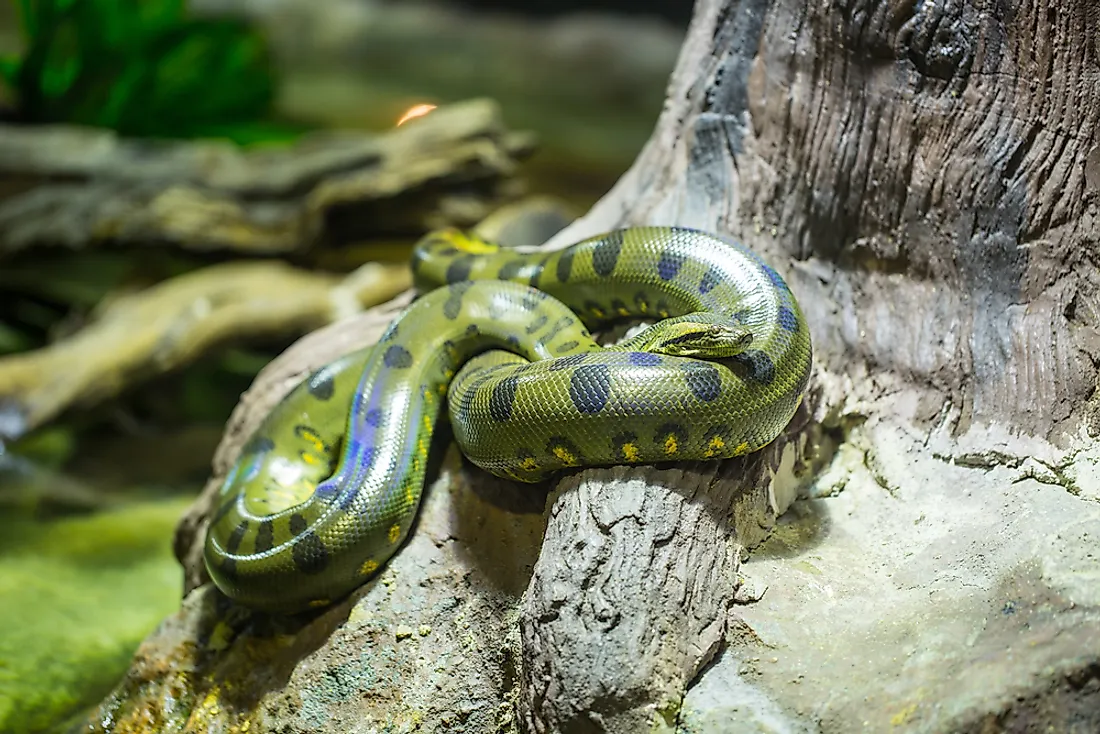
[204,227,813,612]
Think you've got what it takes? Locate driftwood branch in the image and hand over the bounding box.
[0,261,410,440]
[86,0,1100,732]
[0,98,534,257]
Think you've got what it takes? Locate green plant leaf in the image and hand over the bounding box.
[8,0,296,144]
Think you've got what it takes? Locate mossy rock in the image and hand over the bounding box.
[0,497,191,733]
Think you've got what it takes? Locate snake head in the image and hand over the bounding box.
[651,321,753,358]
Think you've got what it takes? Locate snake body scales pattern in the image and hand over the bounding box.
[205,227,812,611]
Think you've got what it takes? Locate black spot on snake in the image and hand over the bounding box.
[556,340,579,353]
[681,362,723,402]
[254,520,274,553]
[289,513,307,536]
[733,349,777,385]
[226,521,249,554]
[363,408,383,427]
[699,267,720,294]
[446,255,475,283]
[634,291,652,313]
[220,557,238,579]
[455,372,496,427]
[528,254,553,289]
[307,369,336,400]
[506,335,521,348]
[761,264,787,290]
[498,260,525,281]
[541,316,573,344]
[628,352,662,366]
[611,298,629,315]
[443,282,469,320]
[212,497,237,526]
[244,435,275,456]
[549,353,589,371]
[556,249,575,283]
[778,305,798,332]
[521,292,545,311]
[489,376,520,422]
[592,231,623,276]
[569,363,612,414]
[292,532,329,575]
[383,345,413,369]
[525,314,549,334]
[314,481,339,503]
[732,308,753,324]
[657,250,685,281]
[465,324,480,337]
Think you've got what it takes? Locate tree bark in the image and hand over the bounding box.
[87,1,1100,732]
[525,0,1100,728]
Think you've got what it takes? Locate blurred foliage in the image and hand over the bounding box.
[0,0,303,143]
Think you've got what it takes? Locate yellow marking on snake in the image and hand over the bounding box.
[552,446,577,465]
[451,232,500,254]
[705,436,726,457]
[203,227,813,612]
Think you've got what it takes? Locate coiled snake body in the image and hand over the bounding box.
[205,227,812,611]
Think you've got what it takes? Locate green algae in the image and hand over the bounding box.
[0,496,191,733]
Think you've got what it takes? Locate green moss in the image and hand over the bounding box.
[0,497,190,733]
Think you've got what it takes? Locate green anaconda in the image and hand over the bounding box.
[204,227,813,611]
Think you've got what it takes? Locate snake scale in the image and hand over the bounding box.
[205,227,812,612]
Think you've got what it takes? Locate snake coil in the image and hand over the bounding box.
[205,227,812,611]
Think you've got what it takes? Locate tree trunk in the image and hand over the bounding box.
[88,1,1100,732]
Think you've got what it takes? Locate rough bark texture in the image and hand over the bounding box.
[87,0,1100,732]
